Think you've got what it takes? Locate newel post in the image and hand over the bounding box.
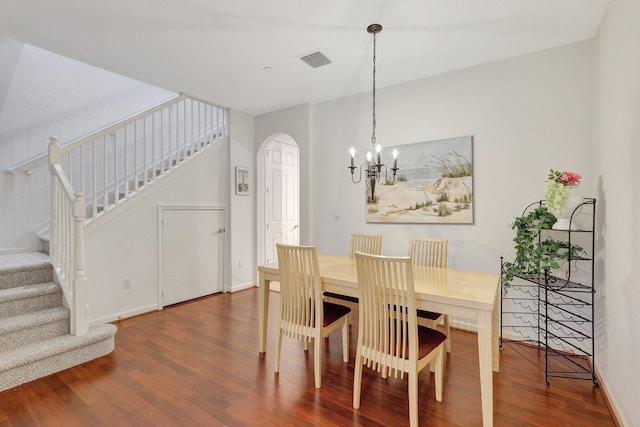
[72,192,88,336]
[49,137,61,266]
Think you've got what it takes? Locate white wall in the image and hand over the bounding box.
[0,38,23,117]
[229,109,256,290]
[593,0,640,425]
[0,40,175,251]
[308,41,593,272]
[85,141,229,323]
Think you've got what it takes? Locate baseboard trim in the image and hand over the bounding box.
[230,282,256,293]
[90,304,158,325]
[450,317,477,332]
[0,247,30,255]
[595,367,628,427]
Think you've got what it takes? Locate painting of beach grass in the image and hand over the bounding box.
[366,135,474,224]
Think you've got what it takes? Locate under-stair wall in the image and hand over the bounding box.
[84,137,230,323]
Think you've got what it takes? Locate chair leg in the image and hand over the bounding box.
[435,347,444,402]
[353,353,363,409]
[444,315,451,353]
[275,330,282,374]
[341,318,349,362]
[408,372,418,427]
[314,336,322,388]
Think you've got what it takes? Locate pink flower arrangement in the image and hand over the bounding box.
[548,170,581,186]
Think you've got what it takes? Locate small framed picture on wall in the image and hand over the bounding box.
[235,166,250,196]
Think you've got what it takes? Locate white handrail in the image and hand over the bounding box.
[7,94,187,175]
[6,156,44,175]
[61,94,186,154]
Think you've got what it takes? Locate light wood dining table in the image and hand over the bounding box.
[257,254,500,426]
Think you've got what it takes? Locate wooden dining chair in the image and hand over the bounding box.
[348,233,382,257]
[408,237,451,353]
[353,252,446,427]
[274,244,351,388]
[324,234,382,317]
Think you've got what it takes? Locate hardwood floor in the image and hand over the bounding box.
[0,289,615,427]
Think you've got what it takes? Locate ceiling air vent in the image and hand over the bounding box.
[299,51,332,68]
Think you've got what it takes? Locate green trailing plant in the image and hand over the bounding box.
[502,205,586,293]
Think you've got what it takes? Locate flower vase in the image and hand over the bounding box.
[552,186,583,230]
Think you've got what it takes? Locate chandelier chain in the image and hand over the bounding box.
[371,30,377,148]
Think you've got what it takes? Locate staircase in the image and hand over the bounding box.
[0,94,227,392]
[0,250,116,392]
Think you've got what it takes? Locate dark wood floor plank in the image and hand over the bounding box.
[0,289,615,427]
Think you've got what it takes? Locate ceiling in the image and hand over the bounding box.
[1,0,609,116]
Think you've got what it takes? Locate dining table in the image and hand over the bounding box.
[257,254,500,426]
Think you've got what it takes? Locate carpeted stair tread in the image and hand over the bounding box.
[0,253,52,290]
[0,307,69,335]
[0,307,70,353]
[0,252,50,274]
[0,282,60,303]
[0,324,117,372]
[0,282,62,319]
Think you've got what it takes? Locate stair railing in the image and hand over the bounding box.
[55,93,228,221]
[48,94,228,335]
[49,142,88,335]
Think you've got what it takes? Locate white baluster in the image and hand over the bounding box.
[190,98,194,157]
[169,105,173,168]
[92,140,97,218]
[49,137,61,266]
[142,117,148,185]
[80,146,85,197]
[160,108,165,175]
[214,108,220,142]
[125,123,130,197]
[103,135,108,210]
[72,192,88,336]
[133,120,138,191]
[113,131,118,206]
[152,112,156,179]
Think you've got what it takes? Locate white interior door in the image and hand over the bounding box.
[161,207,225,306]
[265,141,299,264]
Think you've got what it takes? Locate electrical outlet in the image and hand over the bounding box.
[239,261,244,269]
[123,278,131,289]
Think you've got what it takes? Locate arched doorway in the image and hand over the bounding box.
[257,133,300,265]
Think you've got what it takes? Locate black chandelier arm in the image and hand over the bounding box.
[349,164,364,184]
[375,163,397,185]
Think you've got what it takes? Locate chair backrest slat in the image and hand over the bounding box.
[408,237,447,267]
[349,234,382,258]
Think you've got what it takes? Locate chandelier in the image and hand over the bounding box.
[348,23,398,203]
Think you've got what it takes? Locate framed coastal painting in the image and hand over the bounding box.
[235,166,250,196]
[365,135,474,224]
